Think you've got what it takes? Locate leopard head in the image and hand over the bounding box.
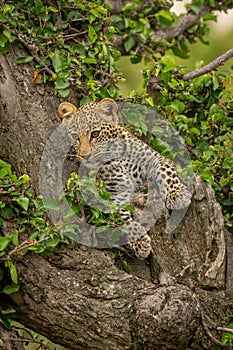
[58,98,119,158]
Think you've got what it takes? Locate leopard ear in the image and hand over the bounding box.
[58,102,77,125]
[96,98,118,122]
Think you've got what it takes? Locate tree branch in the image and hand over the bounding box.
[113,5,211,54]
[152,5,210,41]
[217,327,233,335]
[183,47,233,81]
[148,47,233,95]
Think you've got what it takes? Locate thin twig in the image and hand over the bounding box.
[217,327,233,335]
[10,28,55,76]
[186,145,202,161]
[0,181,18,187]
[208,157,219,168]
[0,237,50,261]
[61,30,88,39]
[183,47,233,81]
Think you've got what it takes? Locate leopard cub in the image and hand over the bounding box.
[58,98,191,259]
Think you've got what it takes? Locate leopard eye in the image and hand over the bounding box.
[90,130,100,139]
[71,133,79,141]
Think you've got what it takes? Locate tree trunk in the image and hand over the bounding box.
[0,47,233,350]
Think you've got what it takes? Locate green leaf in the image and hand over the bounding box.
[222,199,233,206]
[130,54,142,64]
[190,3,202,15]
[0,207,13,220]
[0,314,12,329]
[96,6,107,15]
[83,57,97,64]
[18,174,30,184]
[0,308,15,315]
[90,8,102,19]
[121,259,130,273]
[85,67,94,79]
[74,43,86,56]
[160,53,176,72]
[17,56,34,64]
[46,6,58,13]
[55,78,70,89]
[109,228,121,244]
[52,52,63,73]
[203,13,217,22]
[88,26,97,42]
[64,204,79,219]
[0,308,16,329]
[220,175,229,188]
[124,36,135,53]
[10,230,19,246]
[212,74,219,90]
[120,204,134,212]
[3,284,20,295]
[169,100,185,113]
[75,3,85,11]
[45,239,61,248]
[0,236,11,251]
[156,10,173,26]
[58,88,70,97]
[0,160,12,178]
[3,29,13,42]
[15,197,29,211]
[5,260,18,284]
[190,127,201,136]
[0,34,8,47]
[0,159,10,168]
[172,44,189,59]
[2,4,13,14]
[95,226,108,234]
[122,3,135,11]
[43,198,60,211]
[145,96,154,107]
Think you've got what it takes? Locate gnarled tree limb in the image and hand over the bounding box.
[152,5,211,41]
[112,4,211,54]
[183,47,233,80]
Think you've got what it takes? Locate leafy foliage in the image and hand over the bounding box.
[0,0,121,100]
[0,161,125,323]
[62,171,124,228]
[1,0,232,100]
[0,160,67,320]
[138,59,233,233]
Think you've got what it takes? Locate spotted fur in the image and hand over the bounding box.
[58,99,191,259]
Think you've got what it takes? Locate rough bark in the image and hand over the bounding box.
[0,47,233,349]
[2,241,233,350]
[0,46,60,190]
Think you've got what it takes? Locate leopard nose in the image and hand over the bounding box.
[79,147,90,157]
[79,148,90,157]
[79,141,91,157]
